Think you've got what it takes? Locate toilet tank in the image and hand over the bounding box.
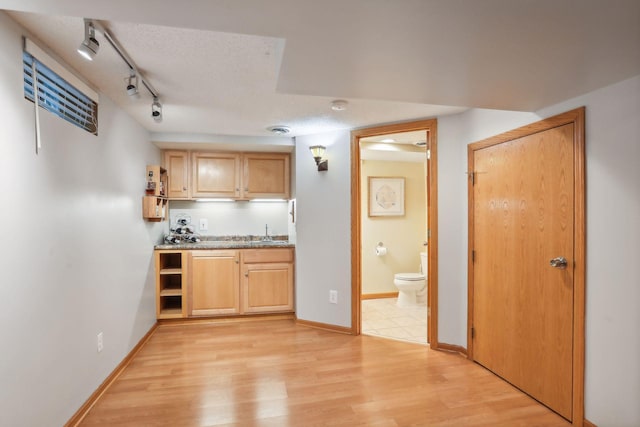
[420,252,428,276]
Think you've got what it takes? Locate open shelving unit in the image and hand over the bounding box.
[155,251,185,318]
[143,165,168,221]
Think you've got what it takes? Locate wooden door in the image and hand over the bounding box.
[242,153,290,199]
[164,151,189,199]
[469,109,585,422]
[191,152,241,198]
[189,250,240,316]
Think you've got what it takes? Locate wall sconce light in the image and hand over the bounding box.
[309,145,328,171]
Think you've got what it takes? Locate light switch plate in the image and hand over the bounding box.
[199,218,208,231]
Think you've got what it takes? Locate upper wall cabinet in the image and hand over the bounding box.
[192,152,241,198]
[163,150,290,200]
[164,151,190,199]
[243,153,290,199]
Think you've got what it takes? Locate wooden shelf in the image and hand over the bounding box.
[158,308,183,318]
[156,251,185,319]
[160,288,182,297]
[142,196,167,221]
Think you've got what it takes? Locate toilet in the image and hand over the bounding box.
[394,252,428,307]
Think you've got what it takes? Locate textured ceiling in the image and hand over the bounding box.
[3,0,639,142]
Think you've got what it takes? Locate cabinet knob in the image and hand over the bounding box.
[235,259,239,264]
[244,272,249,277]
[244,188,248,192]
[182,186,187,191]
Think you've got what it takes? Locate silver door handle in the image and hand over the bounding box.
[549,257,568,269]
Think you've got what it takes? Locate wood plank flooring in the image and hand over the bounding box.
[78,319,571,426]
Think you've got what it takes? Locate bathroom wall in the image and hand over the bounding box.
[360,159,427,294]
[168,201,289,237]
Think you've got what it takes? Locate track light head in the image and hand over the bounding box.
[78,19,99,61]
[151,97,162,123]
[126,72,139,99]
[126,83,138,97]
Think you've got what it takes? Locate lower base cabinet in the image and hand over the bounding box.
[242,249,294,313]
[159,248,294,319]
[188,250,240,316]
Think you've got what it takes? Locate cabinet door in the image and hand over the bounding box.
[192,152,241,198]
[242,153,290,199]
[242,262,293,313]
[164,151,190,199]
[189,250,240,316]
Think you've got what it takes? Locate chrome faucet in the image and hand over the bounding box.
[263,224,272,241]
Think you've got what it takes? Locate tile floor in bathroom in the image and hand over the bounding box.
[361,297,428,345]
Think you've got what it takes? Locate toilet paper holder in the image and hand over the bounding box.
[375,242,387,256]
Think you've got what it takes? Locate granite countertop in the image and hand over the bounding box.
[154,235,294,250]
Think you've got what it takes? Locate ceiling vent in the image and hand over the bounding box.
[267,125,291,135]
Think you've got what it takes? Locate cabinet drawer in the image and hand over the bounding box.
[242,248,293,264]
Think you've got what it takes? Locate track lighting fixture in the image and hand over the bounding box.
[77,18,99,61]
[126,71,139,99]
[79,18,165,120]
[151,97,162,123]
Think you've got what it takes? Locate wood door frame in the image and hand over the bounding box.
[351,118,439,349]
[467,107,585,424]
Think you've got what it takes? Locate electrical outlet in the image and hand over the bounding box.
[97,332,104,353]
[329,290,338,304]
[199,218,208,231]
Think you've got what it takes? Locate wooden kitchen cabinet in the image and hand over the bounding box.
[164,151,190,199]
[241,248,294,313]
[163,150,290,200]
[155,251,186,319]
[242,153,290,199]
[188,250,240,316]
[191,152,241,198]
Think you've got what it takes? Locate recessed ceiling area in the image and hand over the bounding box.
[3,0,639,141]
[360,131,427,163]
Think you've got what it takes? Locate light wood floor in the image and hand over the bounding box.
[79,319,571,426]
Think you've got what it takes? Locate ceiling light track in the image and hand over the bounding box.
[79,18,162,122]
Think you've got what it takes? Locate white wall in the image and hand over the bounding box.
[0,13,163,427]
[168,201,289,237]
[536,76,640,427]
[437,76,640,427]
[436,109,538,344]
[294,131,352,327]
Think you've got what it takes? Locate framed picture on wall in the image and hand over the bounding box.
[368,176,405,217]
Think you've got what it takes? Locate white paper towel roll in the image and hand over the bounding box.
[375,246,387,256]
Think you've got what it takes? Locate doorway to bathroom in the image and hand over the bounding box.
[351,119,438,348]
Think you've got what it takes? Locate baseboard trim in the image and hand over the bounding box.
[436,342,468,356]
[584,419,597,427]
[296,318,353,335]
[362,292,399,300]
[159,312,295,327]
[64,322,159,427]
